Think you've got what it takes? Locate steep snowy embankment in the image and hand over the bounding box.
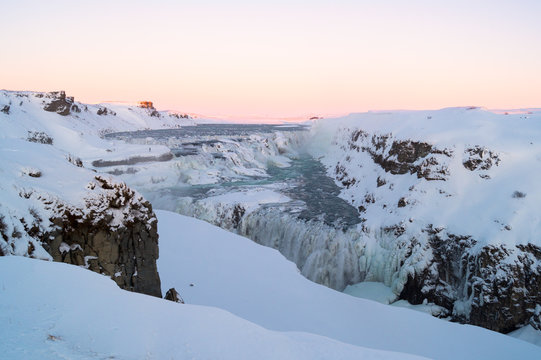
[0,256,423,360]
[306,108,541,332]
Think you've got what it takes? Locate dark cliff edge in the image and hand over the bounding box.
[0,175,162,298]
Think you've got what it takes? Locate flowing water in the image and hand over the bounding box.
[107,124,360,229]
[106,124,366,289]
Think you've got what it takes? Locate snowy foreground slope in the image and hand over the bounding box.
[0,256,424,360]
[156,210,541,360]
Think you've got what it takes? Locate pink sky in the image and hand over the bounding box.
[1,1,540,119]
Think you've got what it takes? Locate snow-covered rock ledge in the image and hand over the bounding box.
[308,108,541,333]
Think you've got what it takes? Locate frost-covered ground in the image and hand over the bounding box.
[156,210,540,360]
[1,211,538,360]
[0,256,425,360]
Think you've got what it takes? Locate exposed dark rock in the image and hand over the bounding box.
[397,197,407,207]
[512,191,526,199]
[334,163,356,188]
[1,105,10,114]
[27,131,53,145]
[33,176,163,297]
[43,91,72,116]
[347,129,452,181]
[368,139,451,180]
[364,193,375,204]
[169,113,190,119]
[463,146,500,173]
[383,224,406,237]
[66,154,83,167]
[27,169,42,178]
[232,204,245,228]
[71,104,81,113]
[399,228,541,333]
[165,287,185,304]
[97,107,116,116]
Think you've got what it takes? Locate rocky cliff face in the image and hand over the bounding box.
[40,91,81,116]
[0,175,162,298]
[44,176,162,297]
[399,228,541,333]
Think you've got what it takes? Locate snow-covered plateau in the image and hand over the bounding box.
[1,90,540,358]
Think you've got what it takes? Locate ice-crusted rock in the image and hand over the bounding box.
[43,176,162,297]
[346,129,452,181]
[97,106,117,116]
[42,91,80,116]
[400,229,541,333]
[462,145,500,179]
[164,287,185,303]
[0,175,162,298]
[27,130,53,145]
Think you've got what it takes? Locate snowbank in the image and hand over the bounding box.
[156,210,541,360]
[0,256,423,360]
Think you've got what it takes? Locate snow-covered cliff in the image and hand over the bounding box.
[308,108,541,332]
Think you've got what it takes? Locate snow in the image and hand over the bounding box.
[156,210,541,360]
[510,326,541,347]
[307,108,541,249]
[343,281,398,304]
[2,90,541,356]
[0,256,425,360]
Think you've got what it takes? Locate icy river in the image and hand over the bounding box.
[105,124,365,290]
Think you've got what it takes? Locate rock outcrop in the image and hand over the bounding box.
[347,130,452,181]
[42,176,162,297]
[165,287,185,303]
[462,146,500,179]
[97,106,116,116]
[400,229,541,333]
[1,175,162,298]
[42,91,80,116]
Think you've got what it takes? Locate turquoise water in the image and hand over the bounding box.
[160,154,360,229]
[109,125,361,229]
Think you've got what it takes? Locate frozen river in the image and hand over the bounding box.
[105,124,364,289]
[106,124,360,229]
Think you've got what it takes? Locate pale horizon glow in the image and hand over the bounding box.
[1,0,540,119]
